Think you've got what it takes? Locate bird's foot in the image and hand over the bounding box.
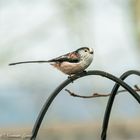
[68,75,75,83]
[83,70,87,74]
[67,71,87,83]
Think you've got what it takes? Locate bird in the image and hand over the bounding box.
[9,47,94,76]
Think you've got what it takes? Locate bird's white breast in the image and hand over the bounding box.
[80,54,93,69]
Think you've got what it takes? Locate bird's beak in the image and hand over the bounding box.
[89,48,94,54]
[90,51,93,54]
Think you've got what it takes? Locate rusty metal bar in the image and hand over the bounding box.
[101,70,140,140]
[30,70,140,140]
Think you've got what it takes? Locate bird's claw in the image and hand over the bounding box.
[68,71,87,83]
[83,70,87,74]
[68,75,75,83]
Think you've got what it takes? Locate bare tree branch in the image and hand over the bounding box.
[65,85,140,99]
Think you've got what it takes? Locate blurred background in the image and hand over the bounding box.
[0,0,140,139]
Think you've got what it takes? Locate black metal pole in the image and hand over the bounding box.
[101,70,140,140]
[30,70,140,140]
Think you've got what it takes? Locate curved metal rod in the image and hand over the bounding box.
[101,70,140,140]
[30,70,140,140]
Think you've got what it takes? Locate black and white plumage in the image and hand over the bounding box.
[9,47,94,75]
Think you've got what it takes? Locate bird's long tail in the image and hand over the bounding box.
[9,60,49,66]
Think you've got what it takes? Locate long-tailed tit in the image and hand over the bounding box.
[9,47,94,76]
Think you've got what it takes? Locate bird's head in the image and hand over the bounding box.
[76,47,94,58]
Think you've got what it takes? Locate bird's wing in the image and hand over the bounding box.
[47,52,80,63]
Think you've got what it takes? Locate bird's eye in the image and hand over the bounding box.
[84,49,88,52]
